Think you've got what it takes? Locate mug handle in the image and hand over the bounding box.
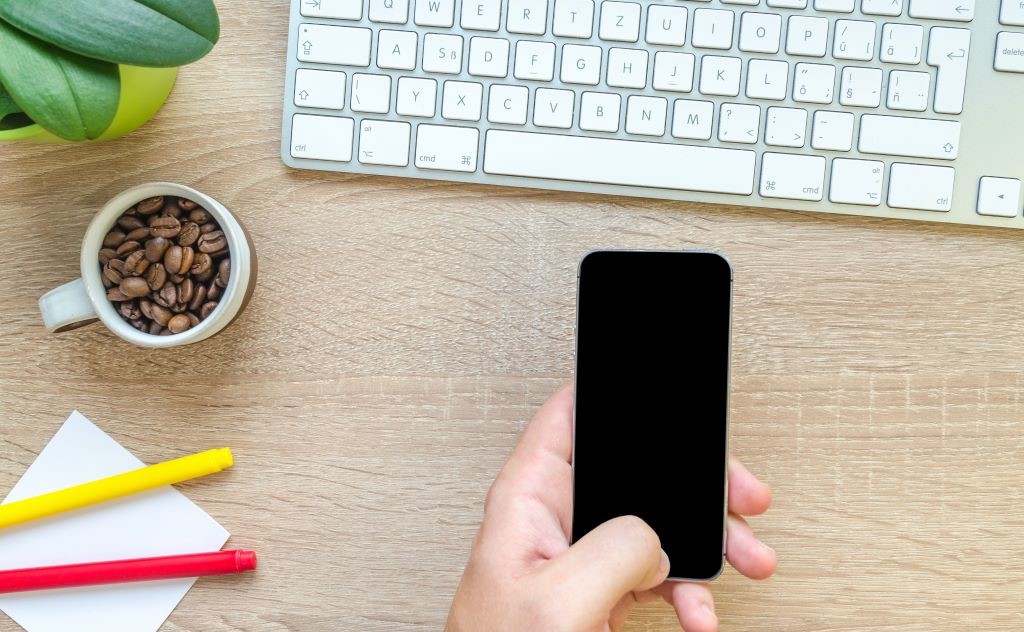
[39,278,99,333]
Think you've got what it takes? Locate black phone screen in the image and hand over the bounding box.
[572,250,731,581]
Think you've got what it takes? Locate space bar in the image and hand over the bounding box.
[483,130,756,195]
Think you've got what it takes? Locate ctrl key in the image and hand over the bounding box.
[290,114,354,162]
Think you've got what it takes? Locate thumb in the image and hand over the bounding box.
[536,516,670,626]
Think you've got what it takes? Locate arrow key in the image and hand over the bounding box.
[294,69,346,110]
[978,177,1022,218]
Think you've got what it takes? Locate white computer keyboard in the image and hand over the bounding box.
[282,0,1024,229]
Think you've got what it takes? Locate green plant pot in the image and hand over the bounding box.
[0,65,178,143]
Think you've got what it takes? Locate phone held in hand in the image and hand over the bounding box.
[571,250,732,582]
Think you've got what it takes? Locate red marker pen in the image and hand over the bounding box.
[0,549,257,593]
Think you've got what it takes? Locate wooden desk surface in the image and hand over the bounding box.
[3,3,1024,630]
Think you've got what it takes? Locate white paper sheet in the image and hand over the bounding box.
[0,411,230,632]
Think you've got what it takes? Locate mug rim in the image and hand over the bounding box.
[81,182,251,348]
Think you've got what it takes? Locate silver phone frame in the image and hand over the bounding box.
[570,249,732,583]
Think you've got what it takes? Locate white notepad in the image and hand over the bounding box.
[0,412,230,632]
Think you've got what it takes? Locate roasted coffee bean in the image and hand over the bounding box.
[153,293,171,308]
[137,196,164,215]
[167,314,191,334]
[216,258,231,288]
[178,198,198,211]
[103,230,126,249]
[188,283,208,312]
[131,318,146,330]
[107,287,130,302]
[199,222,217,234]
[163,245,182,274]
[197,230,226,253]
[187,312,200,327]
[190,252,213,276]
[103,262,124,285]
[102,275,113,289]
[150,216,181,238]
[123,250,150,276]
[120,277,151,298]
[119,300,141,321]
[188,208,211,223]
[159,282,177,306]
[178,222,200,247]
[145,263,167,291]
[144,236,170,262]
[161,329,173,336]
[150,304,172,326]
[148,321,163,335]
[98,248,118,266]
[207,280,222,300]
[161,199,184,219]
[178,246,195,275]
[115,240,141,257]
[178,278,195,304]
[199,301,218,320]
[117,215,145,231]
[140,299,154,320]
[168,273,186,284]
[126,227,151,242]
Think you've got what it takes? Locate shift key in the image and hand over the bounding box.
[859,115,960,160]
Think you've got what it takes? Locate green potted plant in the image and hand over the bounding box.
[0,0,220,143]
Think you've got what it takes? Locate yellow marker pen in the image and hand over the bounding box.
[0,448,233,529]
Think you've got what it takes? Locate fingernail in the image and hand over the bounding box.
[702,603,716,618]
[659,549,670,576]
[759,540,776,554]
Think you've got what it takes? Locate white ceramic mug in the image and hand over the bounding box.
[38,182,257,348]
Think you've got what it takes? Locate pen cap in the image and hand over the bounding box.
[236,550,258,571]
[209,448,234,470]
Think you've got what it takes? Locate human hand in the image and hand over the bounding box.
[446,383,776,632]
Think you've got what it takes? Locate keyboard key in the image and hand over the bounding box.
[760,153,825,200]
[793,63,836,103]
[488,84,530,124]
[625,96,667,136]
[815,0,855,11]
[415,125,479,172]
[350,73,391,113]
[859,115,960,159]
[888,163,955,212]
[415,0,456,26]
[483,130,756,195]
[786,16,829,57]
[839,67,882,107]
[301,0,363,19]
[377,30,418,70]
[880,24,923,64]
[297,24,371,66]
[580,92,622,132]
[653,52,695,92]
[534,88,575,128]
[830,158,884,205]
[995,32,1024,73]
[765,107,807,147]
[1003,0,1024,25]
[461,0,502,30]
[599,2,642,42]
[422,33,463,73]
[909,0,974,21]
[369,0,410,23]
[926,27,971,114]
[560,44,602,85]
[553,0,595,38]
[699,56,742,96]
[358,120,411,166]
[811,111,854,151]
[862,0,903,15]
[692,9,734,50]
[442,80,483,121]
[290,114,354,162]
[977,177,1022,217]
[396,77,437,117]
[514,41,556,80]
[507,0,547,34]
[671,100,714,140]
[739,13,782,54]
[607,48,648,89]
[468,37,510,77]
[718,103,760,144]
[886,70,929,111]
[646,5,688,46]
[294,69,346,110]
[746,59,789,100]
[768,0,807,6]
[833,20,875,61]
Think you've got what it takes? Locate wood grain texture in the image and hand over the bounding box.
[2,2,1024,630]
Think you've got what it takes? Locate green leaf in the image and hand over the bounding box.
[0,21,119,140]
[0,0,219,68]
[0,82,22,118]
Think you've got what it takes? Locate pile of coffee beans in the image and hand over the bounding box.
[99,196,231,336]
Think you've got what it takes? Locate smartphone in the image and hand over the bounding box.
[571,250,732,582]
